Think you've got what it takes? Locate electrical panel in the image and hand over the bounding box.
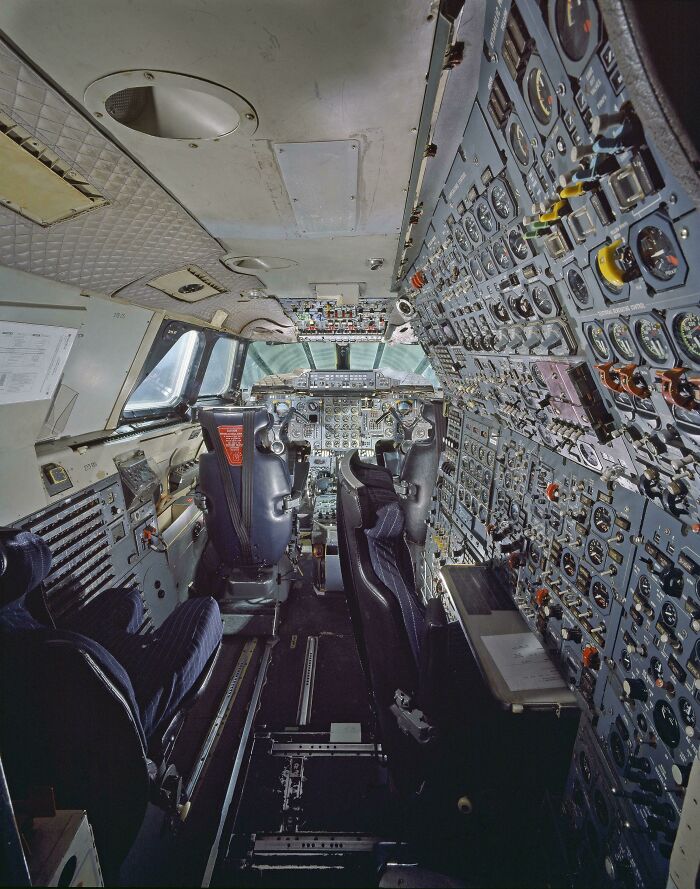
[401,1,699,885]
[280,298,387,340]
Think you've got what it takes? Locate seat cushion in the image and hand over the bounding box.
[365,502,426,663]
[61,588,144,650]
[116,597,222,739]
[0,530,52,606]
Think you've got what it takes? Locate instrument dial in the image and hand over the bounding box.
[469,257,485,283]
[620,649,631,671]
[635,317,669,363]
[562,550,577,577]
[593,506,612,534]
[274,400,291,417]
[493,238,513,270]
[609,320,636,361]
[637,575,651,597]
[475,200,495,234]
[673,312,700,363]
[587,538,605,567]
[637,226,681,281]
[586,323,611,360]
[527,66,555,125]
[609,731,626,768]
[531,285,555,317]
[508,228,529,260]
[555,0,594,62]
[653,699,680,749]
[650,656,663,682]
[452,222,470,254]
[479,248,497,277]
[592,580,610,610]
[661,601,678,628]
[509,119,530,166]
[566,267,591,306]
[491,301,510,323]
[490,181,516,220]
[509,293,535,320]
[679,697,696,728]
[463,212,481,245]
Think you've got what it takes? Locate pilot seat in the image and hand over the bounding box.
[196,407,298,627]
[0,527,222,873]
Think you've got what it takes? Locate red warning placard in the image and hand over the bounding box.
[218,425,244,466]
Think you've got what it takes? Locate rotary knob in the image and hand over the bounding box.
[622,678,648,701]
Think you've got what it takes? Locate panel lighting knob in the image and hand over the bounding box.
[622,678,648,701]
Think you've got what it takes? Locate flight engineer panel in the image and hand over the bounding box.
[400,0,699,886]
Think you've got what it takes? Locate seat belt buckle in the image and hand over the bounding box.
[390,689,434,744]
[394,480,417,500]
[283,494,302,511]
[193,489,209,513]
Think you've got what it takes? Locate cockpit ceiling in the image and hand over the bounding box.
[0,0,438,303]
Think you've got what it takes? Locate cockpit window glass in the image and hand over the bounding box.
[199,337,238,396]
[349,343,378,369]
[350,343,439,384]
[308,342,336,368]
[125,330,201,411]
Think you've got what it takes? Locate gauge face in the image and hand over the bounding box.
[490,181,515,220]
[638,575,651,597]
[396,399,413,416]
[579,750,592,783]
[509,293,535,320]
[654,699,680,749]
[491,301,510,323]
[493,238,513,270]
[674,405,700,434]
[475,200,495,234]
[637,226,680,281]
[593,506,612,534]
[592,580,610,609]
[509,119,530,166]
[469,257,485,283]
[479,248,497,277]
[530,285,554,316]
[635,317,669,363]
[274,400,290,417]
[620,649,631,671]
[562,550,577,577]
[510,500,520,521]
[567,267,591,306]
[609,730,626,768]
[555,0,594,61]
[679,697,695,727]
[660,600,678,628]
[650,657,663,683]
[508,228,529,261]
[453,222,470,254]
[587,538,605,567]
[609,320,636,360]
[527,66,555,125]
[593,789,609,827]
[463,212,481,245]
[673,312,700,363]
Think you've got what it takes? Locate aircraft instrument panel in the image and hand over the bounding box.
[399,1,700,886]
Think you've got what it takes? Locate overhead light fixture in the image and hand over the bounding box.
[147,266,227,302]
[367,258,385,271]
[221,254,298,274]
[0,110,108,226]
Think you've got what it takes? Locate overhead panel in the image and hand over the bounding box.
[274,141,359,236]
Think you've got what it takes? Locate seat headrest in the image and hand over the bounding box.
[0,530,52,606]
[366,502,405,541]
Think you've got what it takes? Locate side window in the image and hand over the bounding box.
[125,330,201,412]
[199,337,238,397]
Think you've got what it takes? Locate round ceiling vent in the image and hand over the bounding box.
[84,71,258,142]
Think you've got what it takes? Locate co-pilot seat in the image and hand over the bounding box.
[198,407,297,615]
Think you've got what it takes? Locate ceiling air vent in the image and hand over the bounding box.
[0,111,108,226]
[147,266,227,302]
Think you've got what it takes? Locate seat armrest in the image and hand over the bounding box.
[417,596,448,719]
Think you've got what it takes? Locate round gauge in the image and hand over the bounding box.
[635,317,669,363]
[661,601,678,628]
[479,248,497,277]
[396,399,413,416]
[673,312,700,363]
[638,575,651,597]
[274,400,291,417]
[509,119,530,166]
[463,212,481,245]
[562,550,577,577]
[475,200,495,234]
[493,239,513,270]
[679,697,695,727]
[609,730,626,768]
[555,0,594,62]
[527,66,555,125]
[510,500,520,521]
[490,181,515,220]
[654,699,680,749]
[453,223,470,254]
[587,538,605,567]
[593,505,612,534]
[650,657,663,683]
[566,267,591,306]
[579,750,592,783]
[637,226,680,281]
[531,285,555,317]
[592,580,610,610]
[674,405,700,434]
[469,257,485,284]
[637,713,648,732]
[609,320,636,361]
[509,293,536,320]
[508,228,529,260]
[491,301,510,324]
[620,649,631,671]
[593,789,609,827]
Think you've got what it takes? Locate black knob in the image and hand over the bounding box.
[561,626,582,643]
[623,678,648,701]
